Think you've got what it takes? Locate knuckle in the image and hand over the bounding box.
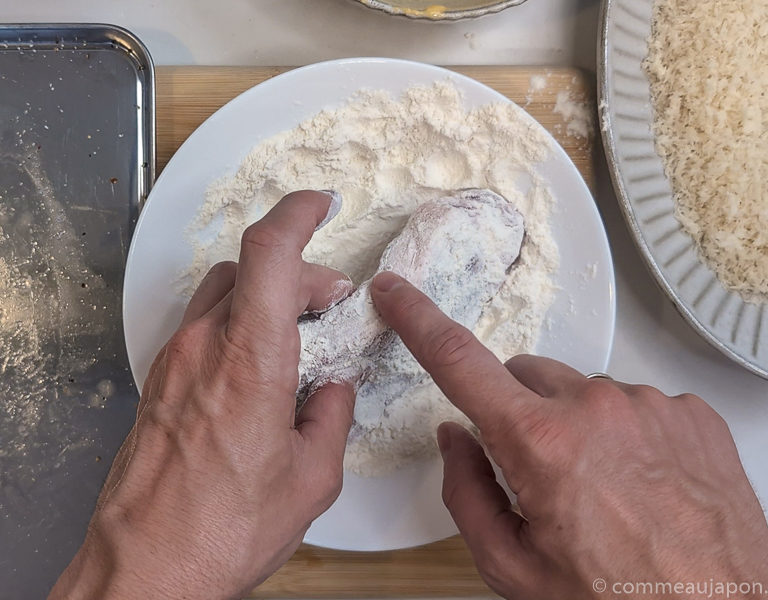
[324,467,344,503]
[165,323,208,365]
[440,473,480,517]
[241,222,285,253]
[187,383,231,424]
[675,391,706,407]
[504,409,566,467]
[311,463,344,511]
[581,380,623,409]
[99,500,135,531]
[579,381,643,435]
[143,393,180,441]
[421,323,476,369]
[681,393,729,429]
[219,326,294,391]
[219,330,252,366]
[629,383,663,398]
[710,410,730,432]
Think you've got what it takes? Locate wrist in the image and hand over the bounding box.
[48,539,123,600]
[49,524,162,600]
[49,527,234,600]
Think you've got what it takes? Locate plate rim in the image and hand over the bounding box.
[598,0,768,380]
[355,0,527,20]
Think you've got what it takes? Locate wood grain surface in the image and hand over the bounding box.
[156,66,595,190]
[154,65,596,599]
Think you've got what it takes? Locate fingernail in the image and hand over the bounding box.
[437,424,452,455]
[316,190,343,231]
[372,271,403,293]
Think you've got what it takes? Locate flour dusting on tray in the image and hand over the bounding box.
[181,82,559,476]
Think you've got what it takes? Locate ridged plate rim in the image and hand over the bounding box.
[598,0,768,379]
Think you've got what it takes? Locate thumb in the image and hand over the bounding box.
[438,422,535,595]
[295,382,356,510]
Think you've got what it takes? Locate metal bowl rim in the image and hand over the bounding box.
[357,0,528,20]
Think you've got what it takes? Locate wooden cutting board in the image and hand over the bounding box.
[156,66,595,190]
[154,66,596,599]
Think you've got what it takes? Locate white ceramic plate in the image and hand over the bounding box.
[599,0,768,379]
[123,58,615,551]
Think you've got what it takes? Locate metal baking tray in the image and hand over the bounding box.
[0,24,154,597]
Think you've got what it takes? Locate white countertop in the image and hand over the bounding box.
[3,0,601,69]
[5,0,768,576]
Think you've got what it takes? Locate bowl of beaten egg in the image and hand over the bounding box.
[355,0,527,20]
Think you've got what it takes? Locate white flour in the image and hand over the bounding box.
[182,82,559,476]
[554,90,594,139]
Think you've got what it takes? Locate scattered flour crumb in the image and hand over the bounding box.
[529,75,547,92]
[525,74,549,106]
[598,99,610,134]
[576,262,599,289]
[568,294,577,315]
[528,75,547,92]
[554,90,595,139]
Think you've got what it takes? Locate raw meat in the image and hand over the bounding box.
[296,188,525,405]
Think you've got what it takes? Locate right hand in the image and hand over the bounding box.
[370,271,768,600]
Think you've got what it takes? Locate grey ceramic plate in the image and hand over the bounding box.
[599,0,768,379]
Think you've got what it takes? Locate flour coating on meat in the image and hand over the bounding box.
[296,189,525,408]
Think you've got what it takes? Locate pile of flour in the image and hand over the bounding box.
[182,82,559,476]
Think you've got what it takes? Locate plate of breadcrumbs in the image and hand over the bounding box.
[599,0,768,378]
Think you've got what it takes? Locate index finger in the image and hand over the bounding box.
[370,271,541,438]
[228,190,339,346]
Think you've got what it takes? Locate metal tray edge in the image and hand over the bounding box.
[0,23,157,209]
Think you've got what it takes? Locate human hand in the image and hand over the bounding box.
[371,271,768,600]
[49,191,356,600]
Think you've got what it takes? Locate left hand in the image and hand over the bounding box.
[49,190,356,600]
